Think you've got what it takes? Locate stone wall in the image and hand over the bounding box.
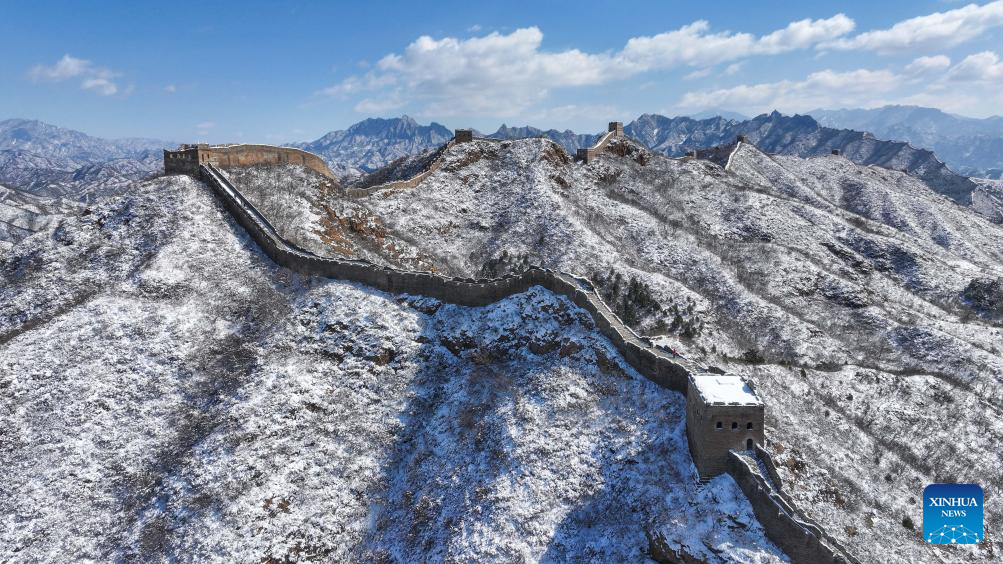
[343,140,456,198]
[727,452,858,564]
[576,121,624,163]
[200,162,696,393]
[344,122,625,198]
[165,144,335,179]
[753,446,863,564]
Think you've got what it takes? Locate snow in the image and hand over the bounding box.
[0,175,786,562]
[245,136,1003,562]
[693,374,761,405]
[8,130,1003,561]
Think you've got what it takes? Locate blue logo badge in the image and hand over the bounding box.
[923,484,983,545]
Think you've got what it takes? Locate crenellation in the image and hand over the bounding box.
[165,143,336,179]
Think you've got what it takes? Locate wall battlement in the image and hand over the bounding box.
[164,143,336,179]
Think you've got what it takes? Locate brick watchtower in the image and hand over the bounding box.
[686,374,765,478]
[576,121,624,163]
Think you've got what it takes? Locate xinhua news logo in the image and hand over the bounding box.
[923,484,983,545]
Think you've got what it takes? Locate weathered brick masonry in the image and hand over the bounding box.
[164,143,336,179]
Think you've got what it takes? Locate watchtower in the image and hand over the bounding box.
[576,121,625,162]
[164,143,211,175]
[686,373,764,478]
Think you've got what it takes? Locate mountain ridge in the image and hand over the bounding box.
[808,105,1003,178]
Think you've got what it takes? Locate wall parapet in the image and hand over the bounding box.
[199,162,701,395]
[165,143,336,179]
[728,451,860,564]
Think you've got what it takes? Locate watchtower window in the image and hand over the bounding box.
[746,438,754,450]
[747,422,753,430]
[731,422,738,430]
[715,421,722,429]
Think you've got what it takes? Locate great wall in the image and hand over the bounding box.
[167,124,858,563]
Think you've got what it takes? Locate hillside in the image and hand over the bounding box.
[294,113,983,217]
[0,183,78,250]
[233,137,1003,561]
[0,174,787,562]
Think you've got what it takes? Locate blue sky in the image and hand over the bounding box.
[4,0,1003,142]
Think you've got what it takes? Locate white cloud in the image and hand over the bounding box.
[322,18,855,117]
[28,54,121,96]
[754,14,856,54]
[81,78,117,96]
[823,1,1003,53]
[678,68,902,114]
[29,54,91,81]
[683,68,714,81]
[678,52,1003,118]
[948,50,1003,81]
[618,15,853,70]
[354,95,406,114]
[723,62,744,76]
[905,55,952,75]
[164,84,177,93]
[196,121,215,130]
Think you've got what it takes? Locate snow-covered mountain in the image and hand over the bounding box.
[5,114,1003,560]
[296,113,980,213]
[0,174,786,562]
[0,119,169,199]
[626,111,978,206]
[232,136,1003,562]
[290,116,452,179]
[810,105,1003,179]
[485,124,600,153]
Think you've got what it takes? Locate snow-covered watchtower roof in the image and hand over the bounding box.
[691,374,762,406]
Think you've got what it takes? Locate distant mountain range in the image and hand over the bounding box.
[626,111,977,204]
[289,116,453,179]
[810,105,1003,179]
[4,105,1000,217]
[0,119,169,200]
